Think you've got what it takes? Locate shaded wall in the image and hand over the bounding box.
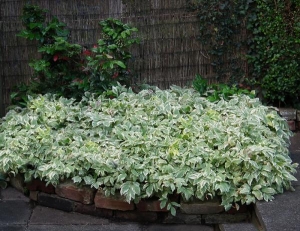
[1,0,216,116]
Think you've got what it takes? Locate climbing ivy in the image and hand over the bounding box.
[187,0,253,84]
[188,0,300,107]
[247,0,300,107]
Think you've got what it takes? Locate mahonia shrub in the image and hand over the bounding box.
[0,86,298,214]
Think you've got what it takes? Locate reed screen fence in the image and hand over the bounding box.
[0,0,247,116]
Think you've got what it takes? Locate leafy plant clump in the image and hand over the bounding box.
[193,74,255,102]
[187,0,300,107]
[13,4,139,106]
[0,86,298,214]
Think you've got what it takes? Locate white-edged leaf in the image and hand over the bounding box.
[72,176,82,183]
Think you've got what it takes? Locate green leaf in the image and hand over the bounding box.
[170,206,176,216]
[83,175,94,185]
[114,61,126,68]
[146,184,153,197]
[253,185,262,191]
[159,199,168,209]
[239,184,251,195]
[282,172,297,181]
[224,203,232,211]
[120,181,140,202]
[117,173,127,182]
[72,176,82,183]
[261,187,276,194]
[215,182,230,193]
[252,190,263,200]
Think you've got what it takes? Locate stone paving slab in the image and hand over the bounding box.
[219,223,258,231]
[28,224,143,231]
[0,201,32,225]
[0,187,30,202]
[0,226,27,231]
[145,224,214,231]
[291,153,300,186]
[255,185,300,231]
[289,133,300,155]
[30,206,109,225]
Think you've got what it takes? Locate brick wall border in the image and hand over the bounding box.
[9,176,252,225]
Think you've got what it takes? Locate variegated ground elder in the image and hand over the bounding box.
[0,85,298,214]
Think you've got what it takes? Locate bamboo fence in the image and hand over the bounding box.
[0,0,247,116]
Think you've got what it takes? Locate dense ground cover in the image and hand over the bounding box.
[0,85,298,214]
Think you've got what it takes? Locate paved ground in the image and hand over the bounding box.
[253,132,300,231]
[0,187,215,231]
[1,133,300,231]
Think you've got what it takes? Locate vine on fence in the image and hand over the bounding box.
[187,0,252,84]
[188,0,300,107]
[247,0,300,107]
[12,4,139,106]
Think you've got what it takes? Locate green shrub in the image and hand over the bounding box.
[12,5,139,106]
[248,0,300,107]
[188,0,300,107]
[0,86,297,214]
[193,74,255,102]
[187,0,251,83]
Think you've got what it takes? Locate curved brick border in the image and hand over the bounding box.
[9,175,252,224]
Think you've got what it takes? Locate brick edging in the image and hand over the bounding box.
[9,177,252,224]
[278,108,300,132]
[5,108,297,225]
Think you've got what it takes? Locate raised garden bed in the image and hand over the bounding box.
[1,86,298,223]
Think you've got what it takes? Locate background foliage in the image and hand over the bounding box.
[187,0,252,84]
[248,0,300,107]
[188,0,300,107]
[0,0,207,116]
[12,5,139,106]
[193,74,255,102]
